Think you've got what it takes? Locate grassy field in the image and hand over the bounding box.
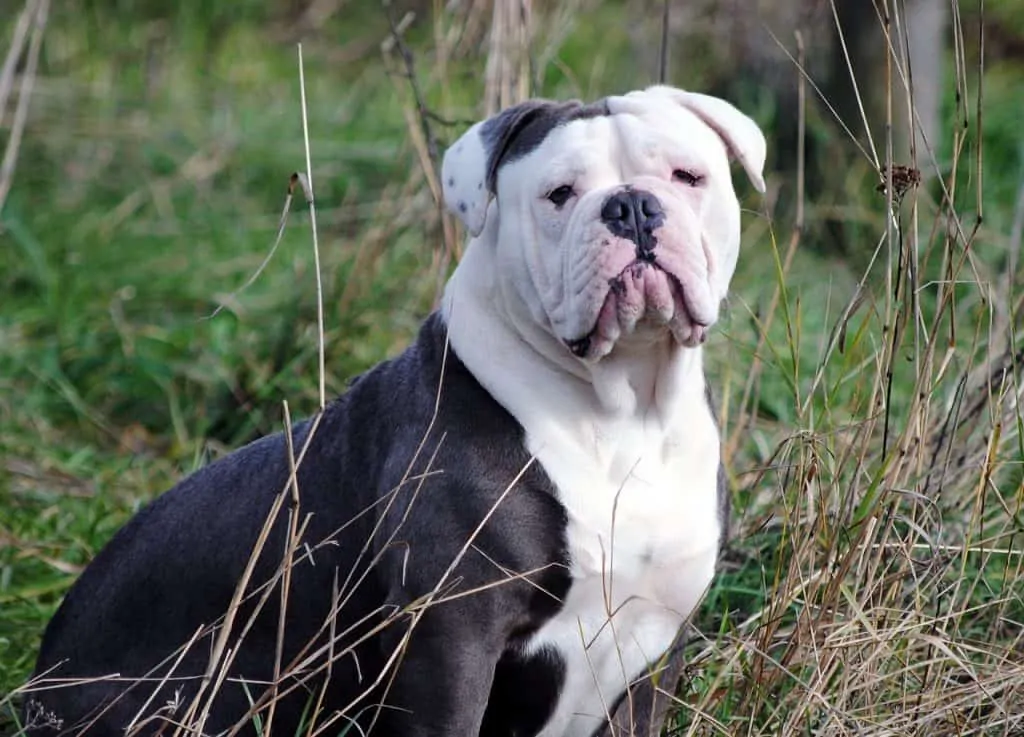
[2,0,1023,734]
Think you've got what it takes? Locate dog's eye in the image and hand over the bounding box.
[546,185,575,207]
[672,169,704,187]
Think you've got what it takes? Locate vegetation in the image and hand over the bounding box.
[1,0,1022,734]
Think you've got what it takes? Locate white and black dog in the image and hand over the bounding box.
[25,85,765,737]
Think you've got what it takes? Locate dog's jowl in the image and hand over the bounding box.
[25,86,765,737]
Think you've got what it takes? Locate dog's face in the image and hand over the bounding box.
[442,86,766,361]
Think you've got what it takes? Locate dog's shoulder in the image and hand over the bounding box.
[352,312,570,591]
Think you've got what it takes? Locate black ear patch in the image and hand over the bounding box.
[481,98,610,194]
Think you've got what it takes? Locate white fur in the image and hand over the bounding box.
[635,86,767,195]
[440,86,765,736]
[440,120,492,237]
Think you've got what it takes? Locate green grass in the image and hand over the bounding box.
[2,1,1023,735]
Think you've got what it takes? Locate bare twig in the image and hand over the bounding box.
[382,3,441,167]
[381,0,459,306]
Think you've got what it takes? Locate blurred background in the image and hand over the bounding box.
[2,1,1023,733]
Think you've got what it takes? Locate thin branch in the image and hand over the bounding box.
[382,2,440,166]
[421,109,476,127]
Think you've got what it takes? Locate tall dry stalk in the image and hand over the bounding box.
[0,0,48,217]
[484,0,533,115]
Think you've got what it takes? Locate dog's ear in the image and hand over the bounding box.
[442,100,581,237]
[647,86,767,194]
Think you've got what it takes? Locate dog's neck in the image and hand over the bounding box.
[443,241,710,475]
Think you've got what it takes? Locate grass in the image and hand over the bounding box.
[2,0,1023,734]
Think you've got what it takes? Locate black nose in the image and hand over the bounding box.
[600,189,664,257]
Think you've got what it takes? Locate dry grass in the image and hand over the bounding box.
[688,1,1024,731]
[0,0,48,215]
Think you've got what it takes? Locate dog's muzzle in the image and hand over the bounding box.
[600,188,665,262]
[565,187,710,359]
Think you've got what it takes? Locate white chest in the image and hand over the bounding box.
[525,402,722,737]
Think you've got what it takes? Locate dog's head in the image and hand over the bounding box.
[441,86,765,362]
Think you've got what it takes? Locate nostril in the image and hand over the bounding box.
[601,195,630,224]
[601,189,664,244]
[639,194,663,219]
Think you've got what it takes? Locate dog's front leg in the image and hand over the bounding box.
[597,628,688,737]
[370,603,503,737]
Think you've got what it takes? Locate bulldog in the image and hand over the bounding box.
[24,85,765,737]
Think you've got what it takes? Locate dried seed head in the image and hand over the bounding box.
[876,164,922,202]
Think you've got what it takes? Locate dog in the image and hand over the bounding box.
[24,84,765,737]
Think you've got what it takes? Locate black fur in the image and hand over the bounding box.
[24,314,571,737]
[481,99,610,195]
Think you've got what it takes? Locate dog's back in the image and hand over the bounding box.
[23,314,567,737]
